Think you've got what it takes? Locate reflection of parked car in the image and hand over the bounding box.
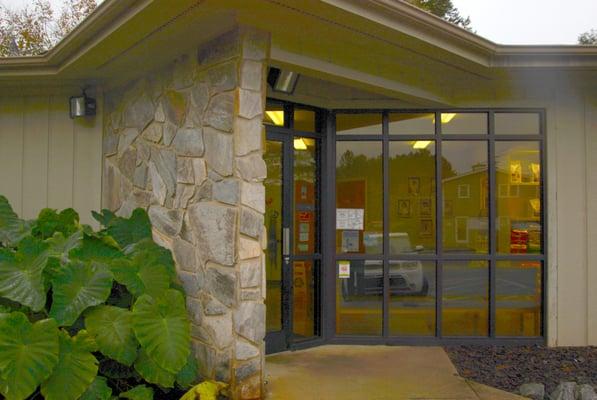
[341,233,429,300]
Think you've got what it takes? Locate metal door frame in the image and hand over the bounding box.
[264,105,326,353]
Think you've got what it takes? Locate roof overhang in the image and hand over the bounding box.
[0,0,595,103]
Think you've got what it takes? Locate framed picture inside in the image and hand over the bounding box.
[398,199,411,217]
[420,198,432,216]
[510,160,522,184]
[408,177,420,196]
[420,219,433,237]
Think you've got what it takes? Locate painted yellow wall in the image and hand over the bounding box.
[0,93,103,226]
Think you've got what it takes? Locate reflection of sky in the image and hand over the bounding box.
[441,142,487,174]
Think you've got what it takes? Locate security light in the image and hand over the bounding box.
[69,89,96,119]
[267,67,300,94]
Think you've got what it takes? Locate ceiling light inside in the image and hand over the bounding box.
[266,111,284,126]
[413,140,431,149]
[294,138,308,150]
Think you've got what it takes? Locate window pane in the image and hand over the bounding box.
[293,260,317,339]
[336,141,383,254]
[389,113,435,135]
[264,102,285,127]
[389,261,436,336]
[336,260,383,335]
[336,113,382,135]
[495,141,542,254]
[389,141,436,254]
[264,140,283,332]
[442,141,488,254]
[294,108,317,132]
[442,260,489,336]
[442,113,487,135]
[496,261,542,337]
[495,113,540,135]
[294,137,318,255]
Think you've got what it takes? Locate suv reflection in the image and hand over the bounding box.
[341,233,429,300]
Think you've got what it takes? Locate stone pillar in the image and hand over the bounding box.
[102,27,269,399]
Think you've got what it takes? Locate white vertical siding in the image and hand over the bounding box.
[0,94,102,226]
[585,93,597,346]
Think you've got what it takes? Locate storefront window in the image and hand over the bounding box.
[495,113,540,135]
[336,141,383,254]
[294,107,318,132]
[389,261,436,336]
[496,261,542,337]
[442,141,488,254]
[495,141,542,254]
[389,113,435,135]
[336,260,383,335]
[332,109,544,340]
[442,261,489,336]
[441,113,487,135]
[336,113,382,135]
[389,141,436,254]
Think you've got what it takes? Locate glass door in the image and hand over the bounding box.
[264,129,321,354]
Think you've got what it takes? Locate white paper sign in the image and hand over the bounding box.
[338,261,350,279]
[336,208,364,230]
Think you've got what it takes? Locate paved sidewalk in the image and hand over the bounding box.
[265,345,526,400]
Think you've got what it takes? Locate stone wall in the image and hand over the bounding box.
[102,28,269,399]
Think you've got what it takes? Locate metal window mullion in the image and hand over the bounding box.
[435,111,443,338]
[327,111,337,339]
[489,111,497,338]
[382,112,390,338]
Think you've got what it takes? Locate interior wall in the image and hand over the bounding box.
[0,93,103,225]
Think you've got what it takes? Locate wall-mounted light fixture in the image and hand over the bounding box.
[69,89,96,119]
[267,67,300,94]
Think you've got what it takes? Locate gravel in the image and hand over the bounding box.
[444,345,597,395]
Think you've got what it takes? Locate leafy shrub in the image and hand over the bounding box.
[0,195,198,400]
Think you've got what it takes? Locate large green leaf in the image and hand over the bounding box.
[0,196,32,247]
[93,209,152,248]
[0,236,49,311]
[49,261,113,326]
[110,258,170,299]
[119,384,154,400]
[0,313,59,400]
[176,353,199,389]
[132,289,190,373]
[133,350,175,388]
[34,208,79,239]
[70,236,124,264]
[124,239,176,281]
[85,306,138,366]
[41,330,99,400]
[79,376,112,400]
[46,231,84,264]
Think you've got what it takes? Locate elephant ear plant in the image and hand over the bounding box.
[0,195,198,400]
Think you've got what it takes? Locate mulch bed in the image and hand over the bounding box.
[445,345,597,395]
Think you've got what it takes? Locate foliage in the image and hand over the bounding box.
[0,196,198,400]
[578,29,597,45]
[180,381,228,400]
[0,0,97,57]
[406,0,472,31]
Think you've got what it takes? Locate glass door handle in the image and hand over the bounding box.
[282,227,290,256]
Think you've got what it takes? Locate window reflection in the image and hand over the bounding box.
[336,260,383,335]
[389,141,436,254]
[294,108,317,132]
[442,261,489,336]
[442,113,487,135]
[389,261,436,336]
[496,142,542,254]
[496,261,542,337]
[336,113,382,135]
[442,141,489,254]
[495,113,540,135]
[389,113,435,135]
[336,141,383,254]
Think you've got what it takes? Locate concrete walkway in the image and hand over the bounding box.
[265,345,526,400]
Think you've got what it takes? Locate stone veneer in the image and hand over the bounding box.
[102,28,269,399]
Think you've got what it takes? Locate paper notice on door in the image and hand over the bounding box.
[336,208,364,230]
[338,261,350,279]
